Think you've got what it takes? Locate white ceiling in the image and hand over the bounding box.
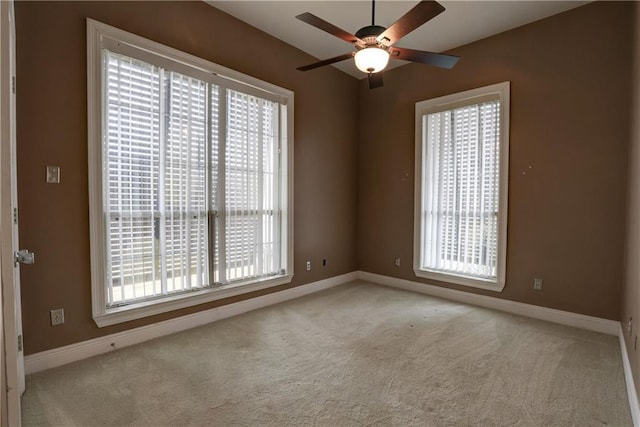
[208,1,589,79]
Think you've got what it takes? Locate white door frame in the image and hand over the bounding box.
[1,0,24,425]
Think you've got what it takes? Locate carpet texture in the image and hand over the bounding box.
[22,281,631,426]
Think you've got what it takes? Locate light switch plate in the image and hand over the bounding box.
[46,166,60,184]
[50,308,64,326]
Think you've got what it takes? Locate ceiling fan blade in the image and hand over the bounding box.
[368,73,384,89]
[297,52,354,72]
[391,47,459,69]
[377,1,445,46]
[296,12,364,45]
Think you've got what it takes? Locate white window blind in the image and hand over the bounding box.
[105,51,209,306]
[223,90,280,283]
[414,82,509,290]
[421,100,500,280]
[104,50,284,307]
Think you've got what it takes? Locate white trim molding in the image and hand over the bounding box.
[25,270,624,376]
[87,18,295,327]
[358,271,619,335]
[25,272,357,374]
[413,82,510,293]
[620,324,640,426]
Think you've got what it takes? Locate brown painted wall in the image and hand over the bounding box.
[15,1,359,354]
[622,0,640,402]
[357,1,633,321]
[15,0,635,356]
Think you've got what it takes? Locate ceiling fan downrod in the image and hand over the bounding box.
[371,0,375,26]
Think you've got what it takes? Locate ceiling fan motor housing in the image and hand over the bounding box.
[355,25,388,48]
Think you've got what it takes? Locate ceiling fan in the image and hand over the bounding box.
[296,0,459,89]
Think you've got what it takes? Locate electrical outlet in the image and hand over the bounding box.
[630,317,633,337]
[533,278,543,291]
[50,308,64,326]
[322,259,327,266]
[394,257,401,267]
[306,261,311,271]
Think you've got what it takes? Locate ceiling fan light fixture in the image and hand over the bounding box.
[295,0,459,89]
[354,47,389,74]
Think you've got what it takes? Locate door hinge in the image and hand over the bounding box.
[11,76,15,94]
[13,207,17,224]
[17,335,22,352]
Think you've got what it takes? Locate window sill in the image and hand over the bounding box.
[93,274,293,328]
[413,268,505,292]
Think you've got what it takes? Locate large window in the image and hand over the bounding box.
[414,82,509,291]
[88,20,293,326]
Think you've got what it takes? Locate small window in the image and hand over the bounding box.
[88,20,294,326]
[414,82,509,291]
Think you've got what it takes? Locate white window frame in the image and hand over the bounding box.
[87,19,294,327]
[413,82,509,291]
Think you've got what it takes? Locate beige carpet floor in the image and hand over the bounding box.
[22,281,631,426]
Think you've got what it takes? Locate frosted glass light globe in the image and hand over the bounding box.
[354,47,390,73]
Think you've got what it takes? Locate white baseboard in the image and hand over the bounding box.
[25,270,622,375]
[357,271,619,336]
[620,324,640,426]
[25,271,358,375]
